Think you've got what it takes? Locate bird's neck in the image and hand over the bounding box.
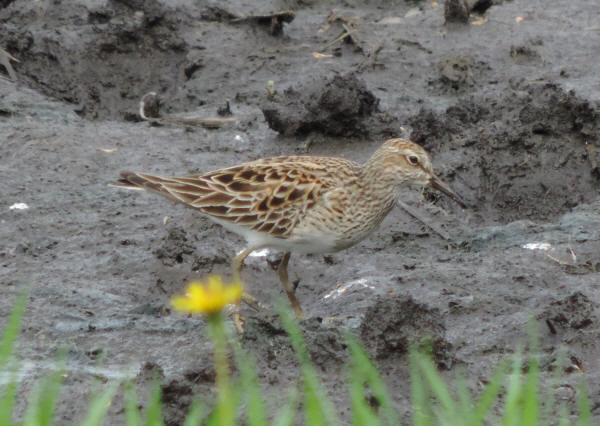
[355,154,399,217]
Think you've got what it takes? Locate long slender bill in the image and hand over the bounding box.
[429,175,467,208]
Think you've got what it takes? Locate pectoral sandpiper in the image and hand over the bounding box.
[113,138,465,317]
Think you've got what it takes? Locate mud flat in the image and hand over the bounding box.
[1,0,599,423]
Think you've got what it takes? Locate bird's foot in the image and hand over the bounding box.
[225,304,246,333]
[241,292,267,311]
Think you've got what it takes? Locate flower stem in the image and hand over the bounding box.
[208,313,234,425]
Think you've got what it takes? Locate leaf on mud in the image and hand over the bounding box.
[97,148,117,153]
[405,8,422,18]
[377,17,403,25]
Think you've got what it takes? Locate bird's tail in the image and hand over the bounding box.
[110,171,218,208]
[110,171,187,204]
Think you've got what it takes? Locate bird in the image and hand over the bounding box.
[113,138,466,317]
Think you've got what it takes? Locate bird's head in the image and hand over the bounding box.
[373,138,467,208]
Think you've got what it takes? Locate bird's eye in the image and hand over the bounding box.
[407,155,419,166]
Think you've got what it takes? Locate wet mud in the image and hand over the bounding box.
[1,0,599,423]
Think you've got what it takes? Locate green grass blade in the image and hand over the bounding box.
[454,370,473,422]
[558,401,570,426]
[409,347,431,426]
[22,355,66,426]
[0,381,18,426]
[521,324,540,426]
[346,336,397,425]
[183,398,204,426]
[468,361,507,425]
[542,348,565,424]
[521,360,539,426]
[502,350,522,426]
[80,382,119,426]
[278,303,339,426]
[303,367,327,426]
[278,306,310,365]
[417,356,458,422]
[577,379,591,426]
[144,381,164,426]
[348,371,381,426]
[0,289,28,367]
[123,381,141,426]
[272,387,299,426]
[230,337,266,426]
[36,367,65,426]
[0,287,30,426]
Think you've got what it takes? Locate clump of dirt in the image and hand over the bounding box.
[537,292,597,377]
[303,319,347,368]
[359,295,452,367]
[510,42,544,65]
[541,292,597,332]
[242,313,347,370]
[410,82,600,224]
[153,226,195,267]
[261,73,390,137]
[133,359,218,426]
[1,0,187,119]
[438,56,474,88]
[433,56,491,94]
[444,0,470,24]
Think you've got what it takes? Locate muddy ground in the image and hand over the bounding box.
[1,0,600,424]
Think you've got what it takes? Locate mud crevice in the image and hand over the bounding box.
[410,82,600,224]
[1,0,188,119]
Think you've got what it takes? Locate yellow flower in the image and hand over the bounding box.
[171,276,243,316]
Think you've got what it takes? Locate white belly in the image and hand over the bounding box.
[208,216,343,253]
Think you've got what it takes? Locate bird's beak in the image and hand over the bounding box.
[429,175,467,209]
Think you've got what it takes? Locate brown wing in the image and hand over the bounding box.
[115,156,359,237]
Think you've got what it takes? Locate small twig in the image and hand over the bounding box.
[545,253,571,266]
[139,91,160,120]
[585,143,598,174]
[567,236,577,264]
[139,92,237,129]
[545,237,578,267]
[341,23,359,44]
[396,200,451,240]
[321,30,353,51]
[357,42,383,71]
[0,48,19,81]
[162,116,237,129]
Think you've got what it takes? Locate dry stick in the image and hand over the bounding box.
[396,199,452,240]
[545,253,572,266]
[161,116,237,129]
[341,22,365,54]
[358,42,383,71]
[545,239,578,267]
[321,30,353,51]
[139,93,237,129]
[0,49,19,81]
[585,144,598,171]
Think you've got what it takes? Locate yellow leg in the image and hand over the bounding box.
[232,247,254,280]
[231,247,265,312]
[278,252,304,318]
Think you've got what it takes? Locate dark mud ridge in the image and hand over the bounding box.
[1,0,599,424]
